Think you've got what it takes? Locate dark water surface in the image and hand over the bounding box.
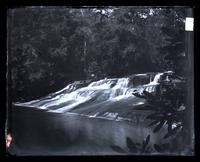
[8,104,168,156]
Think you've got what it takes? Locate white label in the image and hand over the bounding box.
[185,17,194,31]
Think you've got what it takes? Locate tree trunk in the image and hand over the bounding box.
[84,39,87,74]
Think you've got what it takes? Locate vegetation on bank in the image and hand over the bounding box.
[7,7,187,101]
[111,76,194,155]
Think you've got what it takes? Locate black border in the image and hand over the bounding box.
[0,0,199,161]
[0,4,7,159]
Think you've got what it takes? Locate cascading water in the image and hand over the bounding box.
[14,72,164,114]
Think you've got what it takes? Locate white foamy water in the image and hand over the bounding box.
[14,72,164,114]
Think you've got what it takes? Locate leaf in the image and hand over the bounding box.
[154,144,163,152]
[163,124,182,139]
[146,113,158,119]
[146,113,163,120]
[110,145,126,153]
[154,143,170,153]
[167,121,172,132]
[141,135,150,153]
[126,137,137,153]
[153,120,165,133]
[146,146,152,153]
[144,134,150,146]
[148,119,160,127]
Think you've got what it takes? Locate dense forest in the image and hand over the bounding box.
[7,7,187,102]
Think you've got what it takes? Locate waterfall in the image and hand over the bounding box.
[14,72,165,113]
[133,72,164,94]
[149,73,163,85]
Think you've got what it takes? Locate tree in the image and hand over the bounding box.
[8,7,187,101]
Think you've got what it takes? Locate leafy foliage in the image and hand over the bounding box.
[110,134,152,154]
[144,80,186,139]
[7,7,186,101]
[110,79,190,154]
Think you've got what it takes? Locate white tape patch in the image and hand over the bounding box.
[185,17,194,31]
